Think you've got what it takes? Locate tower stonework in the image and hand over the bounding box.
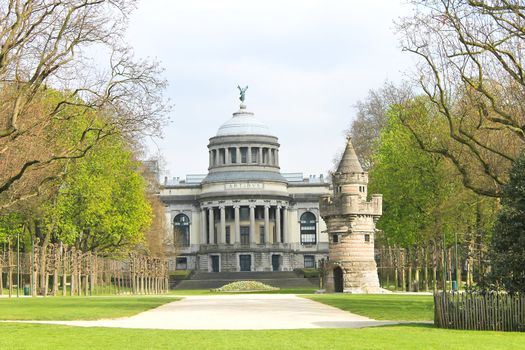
[320,137,383,293]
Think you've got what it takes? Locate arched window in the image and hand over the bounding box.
[300,212,317,244]
[174,214,190,247]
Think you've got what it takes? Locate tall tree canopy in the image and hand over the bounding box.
[398,0,525,197]
[489,151,525,293]
[0,0,169,209]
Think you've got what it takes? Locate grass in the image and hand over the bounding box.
[0,296,179,320]
[305,294,434,321]
[0,323,524,350]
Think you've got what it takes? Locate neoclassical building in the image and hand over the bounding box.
[160,100,330,272]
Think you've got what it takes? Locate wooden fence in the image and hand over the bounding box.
[434,292,525,332]
[0,242,169,297]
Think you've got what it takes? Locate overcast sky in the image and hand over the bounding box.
[126,0,415,179]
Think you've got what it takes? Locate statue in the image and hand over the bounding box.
[237,85,248,103]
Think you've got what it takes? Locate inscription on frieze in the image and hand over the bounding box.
[224,182,264,190]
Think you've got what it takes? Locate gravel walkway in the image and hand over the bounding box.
[3,294,399,330]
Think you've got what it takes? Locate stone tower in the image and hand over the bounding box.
[320,137,383,293]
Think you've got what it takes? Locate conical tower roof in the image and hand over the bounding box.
[336,137,364,173]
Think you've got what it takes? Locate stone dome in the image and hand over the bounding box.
[216,104,275,137]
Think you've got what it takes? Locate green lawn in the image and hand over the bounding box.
[305,294,434,321]
[0,296,179,320]
[0,323,524,350]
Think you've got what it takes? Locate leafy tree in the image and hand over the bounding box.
[50,136,152,255]
[489,151,525,293]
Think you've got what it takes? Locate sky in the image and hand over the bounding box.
[126,0,415,179]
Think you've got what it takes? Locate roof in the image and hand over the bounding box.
[216,104,275,137]
[336,137,364,173]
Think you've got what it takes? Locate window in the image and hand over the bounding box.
[259,225,265,244]
[262,148,269,163]
[229,147,237,163]
[332,234,339,243]
[300,212,317,244]
[219,148,225,164]
[251,148,258,163]
[176,257,187,270]
[240,207,250,220]
[240,226,250,245]
[174,214,190,246]
[304,255,315,268]
[364,234,370,242]
[240,147,248,163]
[226,226,231,244]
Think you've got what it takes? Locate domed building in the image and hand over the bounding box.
[160,96,330,273]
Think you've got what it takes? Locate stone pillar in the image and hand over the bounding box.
[208,207,215,244]
[220,205,226,244]
[249,204,256,244]
[247,146,252,163]
[209,152,212,168]
[276,205,281,243]
[234,205,240,244]
[225,148,230,165]
[275,150,279,167]
[264,205,270,244]
[200,208,207,244]
[259,147,263,163]
[282,206,288,243]
[236,147,241,164]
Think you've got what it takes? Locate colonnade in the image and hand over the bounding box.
[200,201,288,245]
[209,145,279,167]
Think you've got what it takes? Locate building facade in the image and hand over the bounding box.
[160,102,330,272]
[320,137,383,293]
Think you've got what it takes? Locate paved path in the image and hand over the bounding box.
[5,294,399,330]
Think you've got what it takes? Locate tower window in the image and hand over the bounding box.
[364,234,370,242]
[332,234,338,243]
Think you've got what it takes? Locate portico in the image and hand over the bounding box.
[161,95,331,273]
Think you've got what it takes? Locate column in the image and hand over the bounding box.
[282,206,288,243]
[247,146,252,163]
[275,150,279,167]
[236,147,241,164]
[225,148,230,165]
[264,205,270,244]
[259,147,263,163]
[209,152,212,168]
[200,208,207,244]
[276,205,281,243]
[249,204,256,244]
[220,205,226,244]
[234,205,240,244]
[208,207,215,244]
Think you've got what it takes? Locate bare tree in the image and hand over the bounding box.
[347,82,413,170]
[0,0,169,209]
[397,0,525,197]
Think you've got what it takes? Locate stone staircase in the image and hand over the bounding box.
[173,271,319,290]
